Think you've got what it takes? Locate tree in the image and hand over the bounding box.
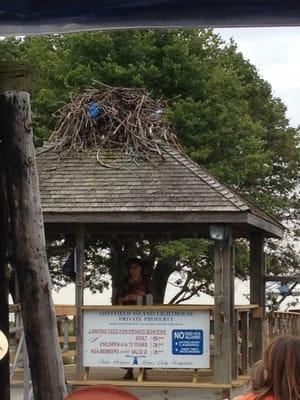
[1,30,299,304]
[265,188,300,311]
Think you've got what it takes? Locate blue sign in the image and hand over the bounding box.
[172,330,203,355]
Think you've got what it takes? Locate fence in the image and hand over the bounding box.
[267,310,300,340]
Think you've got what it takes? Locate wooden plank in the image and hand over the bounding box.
[0,91,66,399]
[11,303,257,314]
[252,306,264,318]
[213,228,233,385]
[249,233,265,364]
[43,211,250,225]
[231,310,239,379]
[231,246,238,380]
[137,368,144,383]
[75,225,85,379]
[42,212,283,239]
[59,336,76,343]
[274,310,300,316]
[0,63,31,93]
[247,214,283,239]
[192,369,199,384]
[0,146,9,400]
[44,221,251,240]
[235,304,259,311]
[83,367,90,381]
[55,305,76,316]
[67,379,232,389]
[240,312,250,374]
[82,304,214,312]
[264,275,300,283]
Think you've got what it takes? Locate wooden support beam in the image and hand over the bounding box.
[240,311,250,374]
[264,275,300,283]
[0,137,9,400]
[0,63,31,93]
[0,90,66,399]
[231,310,239,380]
[213,227,233,387]
[75,225,85,378]
[249,233,265,364]
[0,61,31,400]
[230,246,238,380]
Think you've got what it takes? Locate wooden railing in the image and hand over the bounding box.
[267,310,300,340]
[9,304,300,382]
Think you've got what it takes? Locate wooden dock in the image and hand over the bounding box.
[11,365,250,399]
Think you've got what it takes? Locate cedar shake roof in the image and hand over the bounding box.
[36,146,283,238]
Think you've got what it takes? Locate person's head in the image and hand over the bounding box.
[257,335,300,400]
[124,257,144,281]
[250,360,266,392]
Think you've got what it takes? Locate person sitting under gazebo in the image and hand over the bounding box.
[117,257,154,379]
[117,257,154,306]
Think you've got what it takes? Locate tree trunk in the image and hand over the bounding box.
[153,260,176,304]
[0,91,66,400]
[0,142,10,400]
[109,239,137,305]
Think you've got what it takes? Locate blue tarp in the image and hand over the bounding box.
[0,1,300,36]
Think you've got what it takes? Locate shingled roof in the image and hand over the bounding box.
[36,145,283,238]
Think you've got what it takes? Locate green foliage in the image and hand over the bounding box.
[47,237,110,293]
[155,239,214,303]
[1,30,298,216]
[1,30,299,302]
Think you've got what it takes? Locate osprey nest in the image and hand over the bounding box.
[48,83,181,167]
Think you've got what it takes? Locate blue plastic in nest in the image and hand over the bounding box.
[87,102,102,119]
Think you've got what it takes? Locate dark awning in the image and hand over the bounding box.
[1,1,300,36]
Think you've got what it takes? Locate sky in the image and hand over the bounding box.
[217,27,300,127]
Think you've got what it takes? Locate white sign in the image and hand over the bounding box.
[0,330,9,361]
[83,309,210,369]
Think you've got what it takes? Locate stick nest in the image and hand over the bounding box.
[48,83,181,167]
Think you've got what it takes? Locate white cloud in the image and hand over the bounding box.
[216,27,300,127]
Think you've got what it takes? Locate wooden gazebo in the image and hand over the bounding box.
[36,144,283,396]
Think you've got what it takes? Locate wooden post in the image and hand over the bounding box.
[240,311,250,374]
[230,246,238,379]
[75,225,85,378]
[249,233,265,364]
[0,63,31,93]
[0,62,31,400]
[213,227,233,385]
[0,141,9,400]
[0,91,66,399]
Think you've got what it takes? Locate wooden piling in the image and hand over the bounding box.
[0,90,66,399]
[0,136,9,400]
[75,225,85,378]
[213,227,233,389]
[0,63,31,93]
[0,61,31,400]
[249,233,265,363]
